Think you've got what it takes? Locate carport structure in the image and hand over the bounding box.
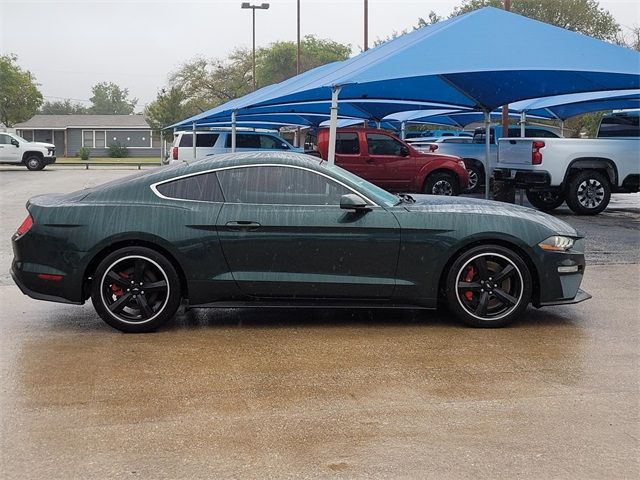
[172,7,640,197]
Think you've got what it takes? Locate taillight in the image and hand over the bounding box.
[429,144,438,152]
[16,214,33,237]
[532,140,545,165]
[172,146,178,160]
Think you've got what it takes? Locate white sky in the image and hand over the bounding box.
[1,0,639,108]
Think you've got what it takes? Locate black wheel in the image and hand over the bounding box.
[423,172,460,196]
[445,245,532,328]
[25,155,45,171]
[525,189,565,211]
[464,162,483,193]
[565,170,611,215]
[91,247,181,333]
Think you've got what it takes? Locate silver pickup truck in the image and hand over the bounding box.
[494,111,640,215]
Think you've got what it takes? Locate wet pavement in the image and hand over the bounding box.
[1,166,639,478]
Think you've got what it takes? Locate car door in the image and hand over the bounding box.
[333,132,370,179]
[215,164,401,299]
[0,134,20,162]
[365,133,416,191]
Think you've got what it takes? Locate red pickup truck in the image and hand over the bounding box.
[316,128,469,195]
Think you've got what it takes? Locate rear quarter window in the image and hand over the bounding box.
[155,173,224,202]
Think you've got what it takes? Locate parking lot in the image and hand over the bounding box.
[1,166,638,478]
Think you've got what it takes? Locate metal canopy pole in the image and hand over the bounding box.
[231,110,237,153]
[560,120,565,136]
[520,111,526,137]
[327,86,342,165]
[484,110,491,200]
[192,121,196,160]
[400,121,406,139]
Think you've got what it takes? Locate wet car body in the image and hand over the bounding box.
[11,152,590,332]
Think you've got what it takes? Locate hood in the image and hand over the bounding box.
[404,194,579,237]
[30,141,55,149]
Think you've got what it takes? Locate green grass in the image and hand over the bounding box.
[57,157,163,164]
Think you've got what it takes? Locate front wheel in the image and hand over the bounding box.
[464,162,483,193]
[25,155,45,171]
[423,172,460,196]
[445,245,532,328]
[565,170,611,215]
[525,189,565,211]
[91,247,182,333]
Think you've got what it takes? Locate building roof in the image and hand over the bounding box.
[15,115,151,129]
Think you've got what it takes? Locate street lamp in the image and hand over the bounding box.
[241,2,270,91]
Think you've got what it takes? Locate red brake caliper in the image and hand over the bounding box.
[464,266,476,301]
[111,272,128,297]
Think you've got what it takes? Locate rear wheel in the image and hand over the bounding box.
[464,162,483,193]
[91,247,181,333]
[525,189,565,211]
[565,170,611,215]
[24,155,45,171]
[445,245,532,328]
[423,172,460,196]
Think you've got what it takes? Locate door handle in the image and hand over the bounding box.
[225,221,261,231]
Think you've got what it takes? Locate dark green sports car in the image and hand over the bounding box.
[11,152,590,332]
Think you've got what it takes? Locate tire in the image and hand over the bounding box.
[445,245,532,328]
[565,170,611,215]
[24,155,45,171]
[464,162,483,193]
[525,189,565,212]
[91,246,182,333]
[423,172,460,196]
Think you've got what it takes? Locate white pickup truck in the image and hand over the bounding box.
[428,125,560,192]
[0,132,57,170]
[494,111,640,215]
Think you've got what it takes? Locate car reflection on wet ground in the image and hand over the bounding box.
[1,167,638,478]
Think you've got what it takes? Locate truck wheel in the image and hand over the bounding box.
[24,155,45,171]
[525,189,565,211]
[424,172,460,196]
[566,170,611,215]
[464,162,483,193]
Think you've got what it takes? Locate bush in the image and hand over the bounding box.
[77,147,90,160]
[108,142,129,158]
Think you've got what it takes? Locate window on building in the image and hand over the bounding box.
[95,131,106,148]
[83,131,94,148]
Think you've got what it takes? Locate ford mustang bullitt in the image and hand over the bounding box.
[11,152,590,332]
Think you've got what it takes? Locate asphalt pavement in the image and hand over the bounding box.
[1,165,638,479]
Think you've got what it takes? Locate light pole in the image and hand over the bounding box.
[241,2,270,91]
[296,0,301,74]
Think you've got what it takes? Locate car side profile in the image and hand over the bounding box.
[11,152,590,333]
[0,132,57,170]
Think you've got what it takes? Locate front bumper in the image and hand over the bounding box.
[538,288,592,307]
[44,156,57,165]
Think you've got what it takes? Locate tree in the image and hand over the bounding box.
[450,0,620,41]
[89,82,137,114]
[145,86,198,141]
[256,35,352,86]
[374,11,441,46]
[40,99,87,114]
[0,54,43,127]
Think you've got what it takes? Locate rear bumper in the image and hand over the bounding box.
[494,168,551,189]
[11,264,82,305]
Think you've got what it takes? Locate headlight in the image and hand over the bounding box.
[538,235,574,252]
[458,160,466,169]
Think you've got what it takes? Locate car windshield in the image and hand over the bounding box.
[11,133,29,143]
[317,162,398,207]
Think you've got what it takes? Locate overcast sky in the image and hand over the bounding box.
[1,0,638,109]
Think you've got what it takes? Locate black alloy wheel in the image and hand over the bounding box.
[91,247,181,332]
[424,172,460,196]
[445,245,532,327]
[525,189,565,211]
[565,170,611,215]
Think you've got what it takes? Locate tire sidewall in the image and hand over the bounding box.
[464,163,483,193]
[445,244,533,328]
[525,189,565,211]
[91,246,181,333]
[424,172,460,196]
[25,155,44,171]
[566,170,611,215]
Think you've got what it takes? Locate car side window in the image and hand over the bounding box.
[226,134,261,149]
[156,172,224,202]
[336,133,360,154]
[258,135,283,149]
[179,135,192,147]
[196,133,220,147]
[0,134,11,145]
[216,166,351,205]
[366,133,404,156]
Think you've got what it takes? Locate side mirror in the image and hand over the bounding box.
[400,145,409,157]
[281,143,290,150]
[11,139,19,147]
[340,194,370,211]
